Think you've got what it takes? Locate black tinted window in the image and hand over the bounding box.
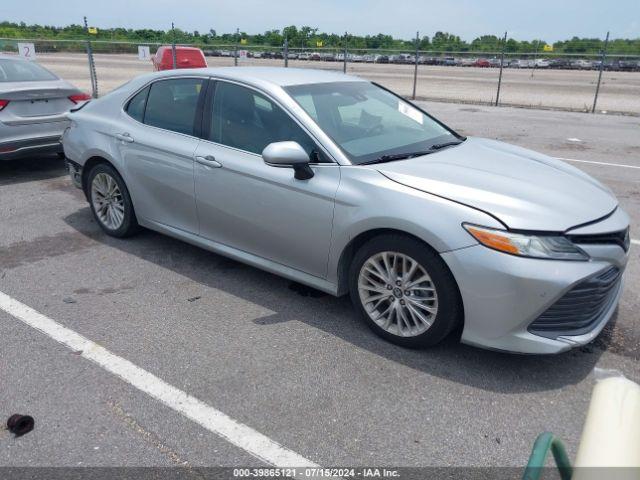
[0,59,58,82]
[126,86,149,123]
[144,78,204,135]
[210,81,320,158]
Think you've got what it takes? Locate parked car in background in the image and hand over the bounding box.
[297,52,310,61]
[511,59,533,68]
[152,46,207,71]
[570,59,593,70]
[488,58,501,67]
[615,59,640,71]
[203,49,222,57]
[419,56,437,65]
[375,55,389,64]
[534,59,550,68]
[0,56,90,160]
[474,58,490,68]
[63,67,630,355]
[548,58,572,69]
[442,57,457,66]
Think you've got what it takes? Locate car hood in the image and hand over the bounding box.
[375,137,617,232]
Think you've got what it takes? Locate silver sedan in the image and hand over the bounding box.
[62,67,630,354]
[0,55,90,160]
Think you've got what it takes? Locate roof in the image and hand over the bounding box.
[152,66,365,88]
[158,45,203,51]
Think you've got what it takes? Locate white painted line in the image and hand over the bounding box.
[632,239,640,246]
[556,157,640,170]
[0,291,317,468]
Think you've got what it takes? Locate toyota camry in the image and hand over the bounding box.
[62,67,630,354]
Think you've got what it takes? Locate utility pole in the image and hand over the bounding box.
[171,22,177,69]
[284,35,289,67]
[234,27,239,66]
[592,31,610,113]
[412,31,419,99]
[343,31,348,73]
[495,31,507,106]
[531,40,539,78]
[83,16,98,98]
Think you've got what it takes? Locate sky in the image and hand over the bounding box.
[1,0,639,41]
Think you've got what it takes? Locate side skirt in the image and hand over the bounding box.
[139,218,339,296]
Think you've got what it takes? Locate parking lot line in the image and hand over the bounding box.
[0,290,317,468]
[556,157,640,170]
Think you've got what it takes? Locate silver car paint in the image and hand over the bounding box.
[193,141,340,278]
[115,107,201,234]
[0,57,84,159]
[62,67,630,354]
[377,137,617,231]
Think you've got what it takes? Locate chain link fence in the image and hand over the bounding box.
[1,36,639,114]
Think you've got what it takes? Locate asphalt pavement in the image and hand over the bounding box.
[0,103,638,471]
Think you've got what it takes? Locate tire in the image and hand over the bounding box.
[348,234,463,348]
[87,162,140,238]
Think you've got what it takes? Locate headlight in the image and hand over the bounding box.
[463,224,589,261]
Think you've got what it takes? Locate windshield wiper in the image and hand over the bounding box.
[360,140,464,165]
[360,151,432,165]
[429,140,464,150]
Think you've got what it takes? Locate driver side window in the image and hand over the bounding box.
[209,81,328,162]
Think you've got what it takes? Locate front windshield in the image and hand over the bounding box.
[285,81,459,164]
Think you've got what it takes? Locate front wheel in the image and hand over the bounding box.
[349,234,463,348]
[87,163,139,238]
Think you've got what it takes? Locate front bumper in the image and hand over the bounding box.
[442,224,629,354]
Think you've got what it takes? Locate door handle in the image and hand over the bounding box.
[115,132,134,143]
[195,155,222,168]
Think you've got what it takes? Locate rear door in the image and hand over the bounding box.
[116,76,207,234]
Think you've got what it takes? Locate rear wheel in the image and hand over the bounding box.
[349,234,462,348]
[87,163,139,238]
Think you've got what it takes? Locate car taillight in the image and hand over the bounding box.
[68,93,92,104]
[0,99,9,111]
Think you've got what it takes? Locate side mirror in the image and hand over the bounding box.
[262,141,314,180]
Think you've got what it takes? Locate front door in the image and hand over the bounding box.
[194,80,339,278]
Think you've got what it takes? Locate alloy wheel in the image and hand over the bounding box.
[358,251,438,337]
[91,172,125,230]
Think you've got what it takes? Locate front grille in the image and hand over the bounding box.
[528,266,621,339]
[567,227,630,252]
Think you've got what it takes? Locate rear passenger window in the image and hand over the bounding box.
[143,78,204,135]
[125,86,149,123]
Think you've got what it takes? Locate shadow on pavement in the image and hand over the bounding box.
[64,207,606,395]
[0,155,67,187]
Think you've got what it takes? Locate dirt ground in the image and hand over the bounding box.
[34,52,640,114]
